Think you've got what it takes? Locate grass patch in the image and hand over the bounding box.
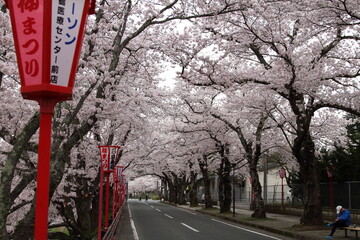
[197,208,277,222]
[285,224,328,231]
[48,227,69,235]
[240,217,277,222]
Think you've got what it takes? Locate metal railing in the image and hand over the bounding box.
[102,204,124,240]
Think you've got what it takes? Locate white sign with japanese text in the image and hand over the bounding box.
[51,0,85,86]
[100,146,109,172]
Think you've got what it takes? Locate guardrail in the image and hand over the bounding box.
[102,203,124,240]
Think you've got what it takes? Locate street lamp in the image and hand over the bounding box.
[5,1,95,239]
[113,166,124,219]
[278,169,286,205]
[98,146,121,240]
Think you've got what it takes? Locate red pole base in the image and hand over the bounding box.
[34,98,58,240]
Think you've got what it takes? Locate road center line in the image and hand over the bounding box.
[211,218,282,240]
[164,214,174,219]
[156,208,161,212]
[181,223,199,232]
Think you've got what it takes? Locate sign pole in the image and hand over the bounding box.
[34,98,58,240]
[278,169,286,205]
[281,177,284,205]
[329,176,333,208]
[97,166,104,240]
[232,164,236,217]
[112,177,116,220]
[105,172,110,230]
[326,167,334,208]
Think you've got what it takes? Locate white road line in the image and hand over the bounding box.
[181,223,200,232]
[211,218,283,240]
[128,205,139,240]
[156,208,161,212]
[150,205,154,208]
[164,214,174,219]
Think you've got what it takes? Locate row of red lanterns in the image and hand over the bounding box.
[98,146,127,240]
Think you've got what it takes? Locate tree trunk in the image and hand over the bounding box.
[249,166,266,218]
[11,206,35,239]
[189,171,199,207]
[294,132,323,225]
[287,91,324,225]
[0,113,39,240]
[203,175,213,209]
[218,172,232,213]
[74,188,94,239]
[218,145,232,213]
[164,174,176,204]
[189,189,198,207]
[199,156,213,209]
[176,175,187,205]
[162,179,168,201]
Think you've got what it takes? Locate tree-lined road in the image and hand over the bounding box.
[128,200,290,240]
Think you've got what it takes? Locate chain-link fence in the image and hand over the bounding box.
[234,184,293,204]
[233,181,360,210]
[196,181,360,210]
[321,181,360,210]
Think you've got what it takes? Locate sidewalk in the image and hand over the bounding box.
[174,203,357,240]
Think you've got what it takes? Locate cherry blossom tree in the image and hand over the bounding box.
[172,0,360,225]
[0,0,248,238]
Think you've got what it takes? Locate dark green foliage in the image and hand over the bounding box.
[317,115,360,182]
[1,4,7,14]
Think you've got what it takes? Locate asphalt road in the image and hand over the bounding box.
[125,199,291,240]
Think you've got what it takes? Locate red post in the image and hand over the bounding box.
[34,99,57,240]
[112,179,116,220]
[105,173,110,230]
[327,167,334,209]
[97,166,104,240]
[278,169,286,205]
[281,178,284,205]
[329,176,333,208]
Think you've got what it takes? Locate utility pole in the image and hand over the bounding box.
[263,157,268,203]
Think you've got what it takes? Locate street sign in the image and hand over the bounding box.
[278,169,286,179]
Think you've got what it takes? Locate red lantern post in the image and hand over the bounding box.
[278,169,286,205]
[97,158,104,240]
[112,174,117,220]
[120,175,126,206]
[113,166,124,218]
[326,167,334,208]
[98,146,121,238]
[5,1,94,239]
